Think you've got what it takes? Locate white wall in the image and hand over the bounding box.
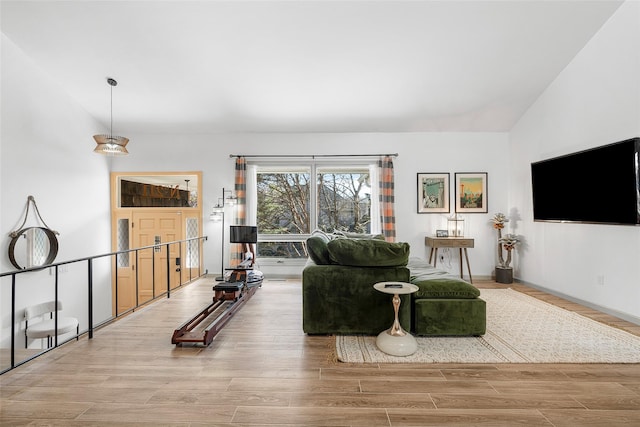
[1,35,113,349]
[1,29,509,353]
[509,1,640,322]
[115,131,509,279]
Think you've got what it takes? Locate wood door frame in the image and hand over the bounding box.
[110,172,203,315]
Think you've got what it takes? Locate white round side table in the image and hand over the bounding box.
[373,281,419,356]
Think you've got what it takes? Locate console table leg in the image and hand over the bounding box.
[463,248,473,283]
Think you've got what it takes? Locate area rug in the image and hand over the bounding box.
[336,288,640,363]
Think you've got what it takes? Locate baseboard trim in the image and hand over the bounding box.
[515,278,640,326]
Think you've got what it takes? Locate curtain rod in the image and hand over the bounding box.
[229,153,398,159]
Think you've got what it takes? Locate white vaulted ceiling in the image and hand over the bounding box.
[1,0,624,134]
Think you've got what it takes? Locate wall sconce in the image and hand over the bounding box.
[448,213,464,237]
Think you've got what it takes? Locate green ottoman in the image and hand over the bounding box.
[410,277,486,336]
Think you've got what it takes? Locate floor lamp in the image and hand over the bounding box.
[210,188,236,281]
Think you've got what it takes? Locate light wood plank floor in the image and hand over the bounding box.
[2,277,640,426]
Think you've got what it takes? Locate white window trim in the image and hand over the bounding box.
[246,159,380,245]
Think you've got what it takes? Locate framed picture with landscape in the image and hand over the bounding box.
[417,173,450,213]
[455,172,488,213]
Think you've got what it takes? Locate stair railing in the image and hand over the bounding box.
[0,236,208,375]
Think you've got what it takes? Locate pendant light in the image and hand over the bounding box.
[93,77,129,155]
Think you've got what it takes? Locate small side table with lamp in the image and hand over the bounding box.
[426,213,474,282]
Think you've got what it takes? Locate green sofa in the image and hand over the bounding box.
[302,231,411,335]
[301,231,486,336]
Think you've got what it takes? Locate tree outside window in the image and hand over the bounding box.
[256,166,371,259]
[316,171,371,234]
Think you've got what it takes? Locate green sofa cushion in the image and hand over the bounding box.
[413,298,486,336]
[408,257,480,299]
[327,238,410,267]
[412,278,480,299]
[306,236,332,265]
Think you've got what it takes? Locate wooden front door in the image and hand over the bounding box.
[110,172,203,315]
[133,211,183,305]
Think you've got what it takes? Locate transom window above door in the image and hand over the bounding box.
[113,173,200,208]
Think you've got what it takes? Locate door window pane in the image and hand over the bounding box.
[185,217,199,268]
[117,218,130,267]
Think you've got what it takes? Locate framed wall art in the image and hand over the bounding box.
[417,173,450,213]
[455,172,488,213]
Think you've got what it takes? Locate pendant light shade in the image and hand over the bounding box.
[93,77,129,155]
[93,136,129,155]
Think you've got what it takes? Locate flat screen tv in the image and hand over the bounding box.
[229,225,258,243]
[531,137,640,225]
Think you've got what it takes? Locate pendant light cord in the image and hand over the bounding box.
[110,83,113,138]
[107,77,117,139]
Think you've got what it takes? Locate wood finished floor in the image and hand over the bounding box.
[2,277,640,426]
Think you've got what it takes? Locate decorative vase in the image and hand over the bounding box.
[495,267,513,284]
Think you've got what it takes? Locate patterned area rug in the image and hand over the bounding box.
[336,288,640,363]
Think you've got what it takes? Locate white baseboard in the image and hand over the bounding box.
[516,278,640,326]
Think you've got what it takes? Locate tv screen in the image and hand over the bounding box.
[531,137,640,225]
[229,226,258,243]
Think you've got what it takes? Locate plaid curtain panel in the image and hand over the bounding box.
[378,155,396,242]
[231,156,247,266]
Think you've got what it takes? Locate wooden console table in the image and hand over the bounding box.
[425,236,474,283]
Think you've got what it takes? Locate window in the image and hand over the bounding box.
[255,163,374,259]
[316,168,372,234]
[114,173,200,208]
[117,218,130,267]
[185,217,199,268]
